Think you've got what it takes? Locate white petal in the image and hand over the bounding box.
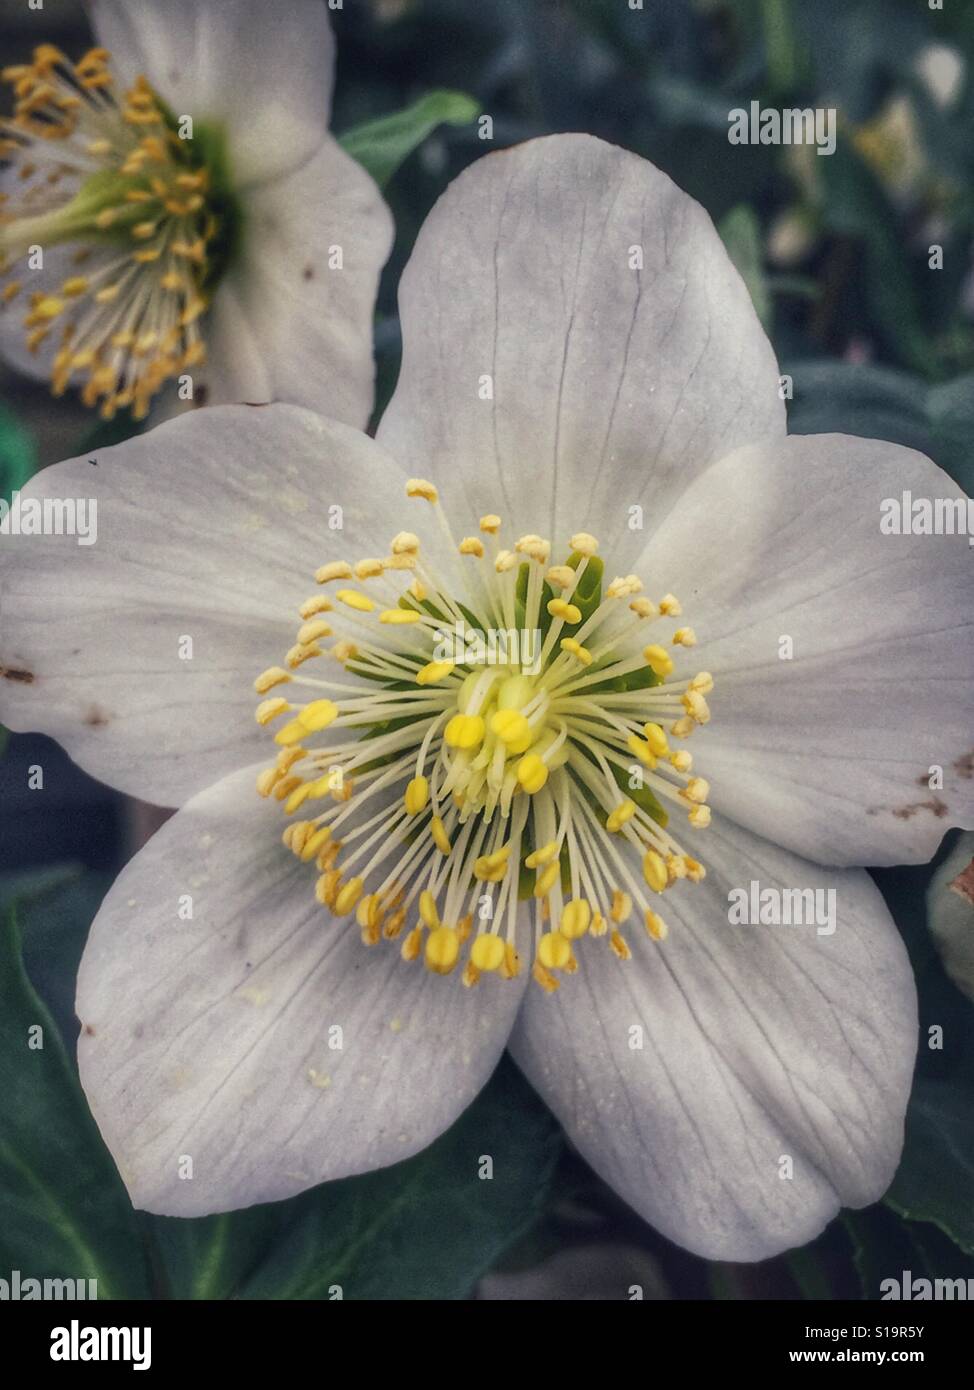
[77,765,525,1216]
[0,404,409,806]
[87,0,335,187]
[643,433,974,866]
[509,815,916,1262]
[197,140,393,425]
[377,134,784,567]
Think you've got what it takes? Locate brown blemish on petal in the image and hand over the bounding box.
[84,705,110,727]
[954,750,974,781]
[0,666,35,683]
[303,264,315,281]
[83,1024,96,1036]
[891,797,949,821]
[949,859,974,907]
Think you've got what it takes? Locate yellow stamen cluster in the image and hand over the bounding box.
[0,46,224,418]
[254,483,716,992]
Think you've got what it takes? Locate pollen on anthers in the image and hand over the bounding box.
[0,45,232,419]
[254,480,715,993]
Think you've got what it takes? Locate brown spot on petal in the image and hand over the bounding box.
[949,859,974,908]
[303,264,315,281]
[84,705,110,727]
[83,1024,96,1036]
[891,797,949,821]
[954,750,974,781]
[0,666,34,684]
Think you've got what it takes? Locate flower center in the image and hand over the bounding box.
[254,480,714,992]
[0,44,239,419]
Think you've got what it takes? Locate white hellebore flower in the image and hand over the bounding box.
[2,135,972,1262]
[0,0,392,423]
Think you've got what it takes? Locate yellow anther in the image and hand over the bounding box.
[659,593,682,616]
[335,588,376,613]
[610,889,632,924]
[672,627,697,647]
[547,598,582,625]
[690,671,714,694]
[545,565,575,590]
[684,856,706,882]
[642,849,668,893]
[560,638,592,665]
[640,725,667,759]
[29,295,65,322]
[383,907,407,940]
[286,642,321,670]
[255,697,290,726]
[416,660,454,685]
[406,478,438,503]
[418,889,440,929]
[297,699,338,733]
[380,608,421,625]
[425,926,460,975]
[315,560,353,585]
[490,708,531,754]
[459,536,484,558]
[401,926,424,962]
[501,942,521,979]
[256,767,281,797]
[606,575,639,599]
[532,960,560,993]
[470,934,506,972]
[404,776,429,815]
[332,878,363,916]
[537,931,573,971]
[534,861,560,897]
[301,827,332,861]
[479,514,501,535]
[515,534,551,563]
[331,640,358,665]
[356,894,381,930]
[644,644,674,677]
[430,816,452,855]
[525,841,558,869]
[569,532,599,556]
[517,752,549,794]
[462,962,481,988]
[255,667,291,694]
[606,799,636,833]
[60,276,88,297]
[682,690,710,724]
[670,750,693,773]
[495,549,517,573]
[610,929,632,960]
[626,733,657,769]
[688,804,712,828]
[274,717,310,747]
[630,597,658,618]
[297,619,332,645]
[276,746,305,773]
[560,899,592,940]
[681,777,710,804]
[353,557,385,579]
[445,713,485,750]
[390,531,420,554]
[645,909,669,941]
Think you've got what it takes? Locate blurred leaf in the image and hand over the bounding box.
[819,139,936,375]
[927,374,974,494]
[784,361,933,453]
[0,403,36,505]
[887,1076,974,1255]
[0,883,151,1298]
[719,205,771,328]
[340,90,479,189]
[237,1057,562,1300]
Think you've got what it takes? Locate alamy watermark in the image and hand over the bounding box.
[727,880,837,936]
[1,1268,97,1299]
[880,491,974,545]
[728,101,837,156]
[0,491,97,546]
[432,621,542,674]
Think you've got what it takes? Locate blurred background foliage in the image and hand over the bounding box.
[1,0,973,1299]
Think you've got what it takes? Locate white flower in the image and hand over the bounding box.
[0,0,392,423]
[2,135,971,1261]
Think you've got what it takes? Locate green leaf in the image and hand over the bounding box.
[339,90,479,189]
[0,881,152,1299]
[927,374,974,495]
[236,1057,561,1299]
[0,403,37,505]
[719,206,771,329]
[886,1076,974,1256]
